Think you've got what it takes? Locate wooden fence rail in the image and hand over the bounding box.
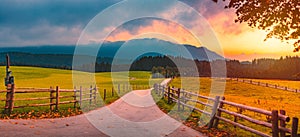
[0,85,98,114]
[230,78,300,93]
[153,83,299,137]
[1,83,149,114]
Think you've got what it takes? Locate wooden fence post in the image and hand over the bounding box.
[55,86,60,111]
[94,85,97,104]
[118,84,120,94]
[272,110,279,137]
[162,86,165,98]
[167,86,171,104]
[171,86,175,103]
[50,86,54,111]
[123,84,125,92]
[279,110,286,137]
[160,85,163,96]
[292,117,299,137]
[213,96,225,128]
[73,86,77,108]
[104,89,106,101]
[208,96,220,129]
[10,84,15,113]
[4,84,15,114]
[182,90,185,111]
[89,85,93,105]
[79,86,82,107]
[177,88,181,111]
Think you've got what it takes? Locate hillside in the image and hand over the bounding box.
[0,38,224,61]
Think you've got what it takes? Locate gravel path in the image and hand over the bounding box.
[0,79,206,137]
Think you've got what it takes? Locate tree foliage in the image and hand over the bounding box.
[215,0,300,52]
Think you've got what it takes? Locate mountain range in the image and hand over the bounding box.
[0,38,224,68]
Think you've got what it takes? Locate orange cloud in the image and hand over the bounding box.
[105,20,201,46]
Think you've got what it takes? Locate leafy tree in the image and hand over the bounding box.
[214,0,300,52]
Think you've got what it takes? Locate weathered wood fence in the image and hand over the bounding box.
[154,84,299,137]
[101,83,148,101]
[0,83,148,114]
[230,78,300,93]
[0,84,98,114]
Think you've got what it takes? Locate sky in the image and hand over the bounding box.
[0,0,298,61]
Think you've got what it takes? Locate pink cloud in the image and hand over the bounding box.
[105,19,201,46]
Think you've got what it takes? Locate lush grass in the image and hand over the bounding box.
[242,78,300,90]
[151,90,235,136]
[0,66,161,117]
[167,77,300,136]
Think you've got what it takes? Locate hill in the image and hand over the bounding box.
[0,38,224,61]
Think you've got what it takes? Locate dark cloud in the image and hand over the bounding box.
[0,0,233,46]
[116,0,236,36]
[0,0,122,46]
[0,0,120,28]
[118,18,162,35]
[179,0,229,18]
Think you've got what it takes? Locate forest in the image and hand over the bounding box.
[1,52,299,80]
[134,56,300,80]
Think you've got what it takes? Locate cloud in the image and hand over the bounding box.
[0,0,121,46]
[105,18,201,46]
[0,0,119,28]
[0,23,82,46]
[207,10,249,36]
[0,0,253,50]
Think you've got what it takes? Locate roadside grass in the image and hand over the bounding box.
[0,66,160,118]
[162,77,300,136]
[151,89,235,136]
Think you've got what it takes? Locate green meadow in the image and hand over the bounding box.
[165,77,300,136]
[0,66,161,116]
[1,66,299,136]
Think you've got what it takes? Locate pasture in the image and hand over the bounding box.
[242,78,300,90]
[0,66,159,117]
[168,77,300,136]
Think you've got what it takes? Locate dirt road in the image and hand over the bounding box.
[0,79,205,137]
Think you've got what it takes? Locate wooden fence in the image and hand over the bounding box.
[230,78,300,93]
[0,84,97,114]
[154,84,299,137]
[0,83,149,114]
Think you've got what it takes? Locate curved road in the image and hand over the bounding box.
[0,79,205,137]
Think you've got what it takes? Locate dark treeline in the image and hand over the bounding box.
[1,52,299,80]
[131,56,300,80]
[226,56,300,80]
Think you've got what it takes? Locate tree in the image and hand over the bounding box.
[214,0,300,52]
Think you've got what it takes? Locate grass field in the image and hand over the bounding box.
[167,77,300,136]
[1,66,299,135]
[242,78,300,90]
[0,66,161,117]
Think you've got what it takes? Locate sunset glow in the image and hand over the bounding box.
[105,20,201,47]
[102,5,299,61]
[0,0,299,61]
